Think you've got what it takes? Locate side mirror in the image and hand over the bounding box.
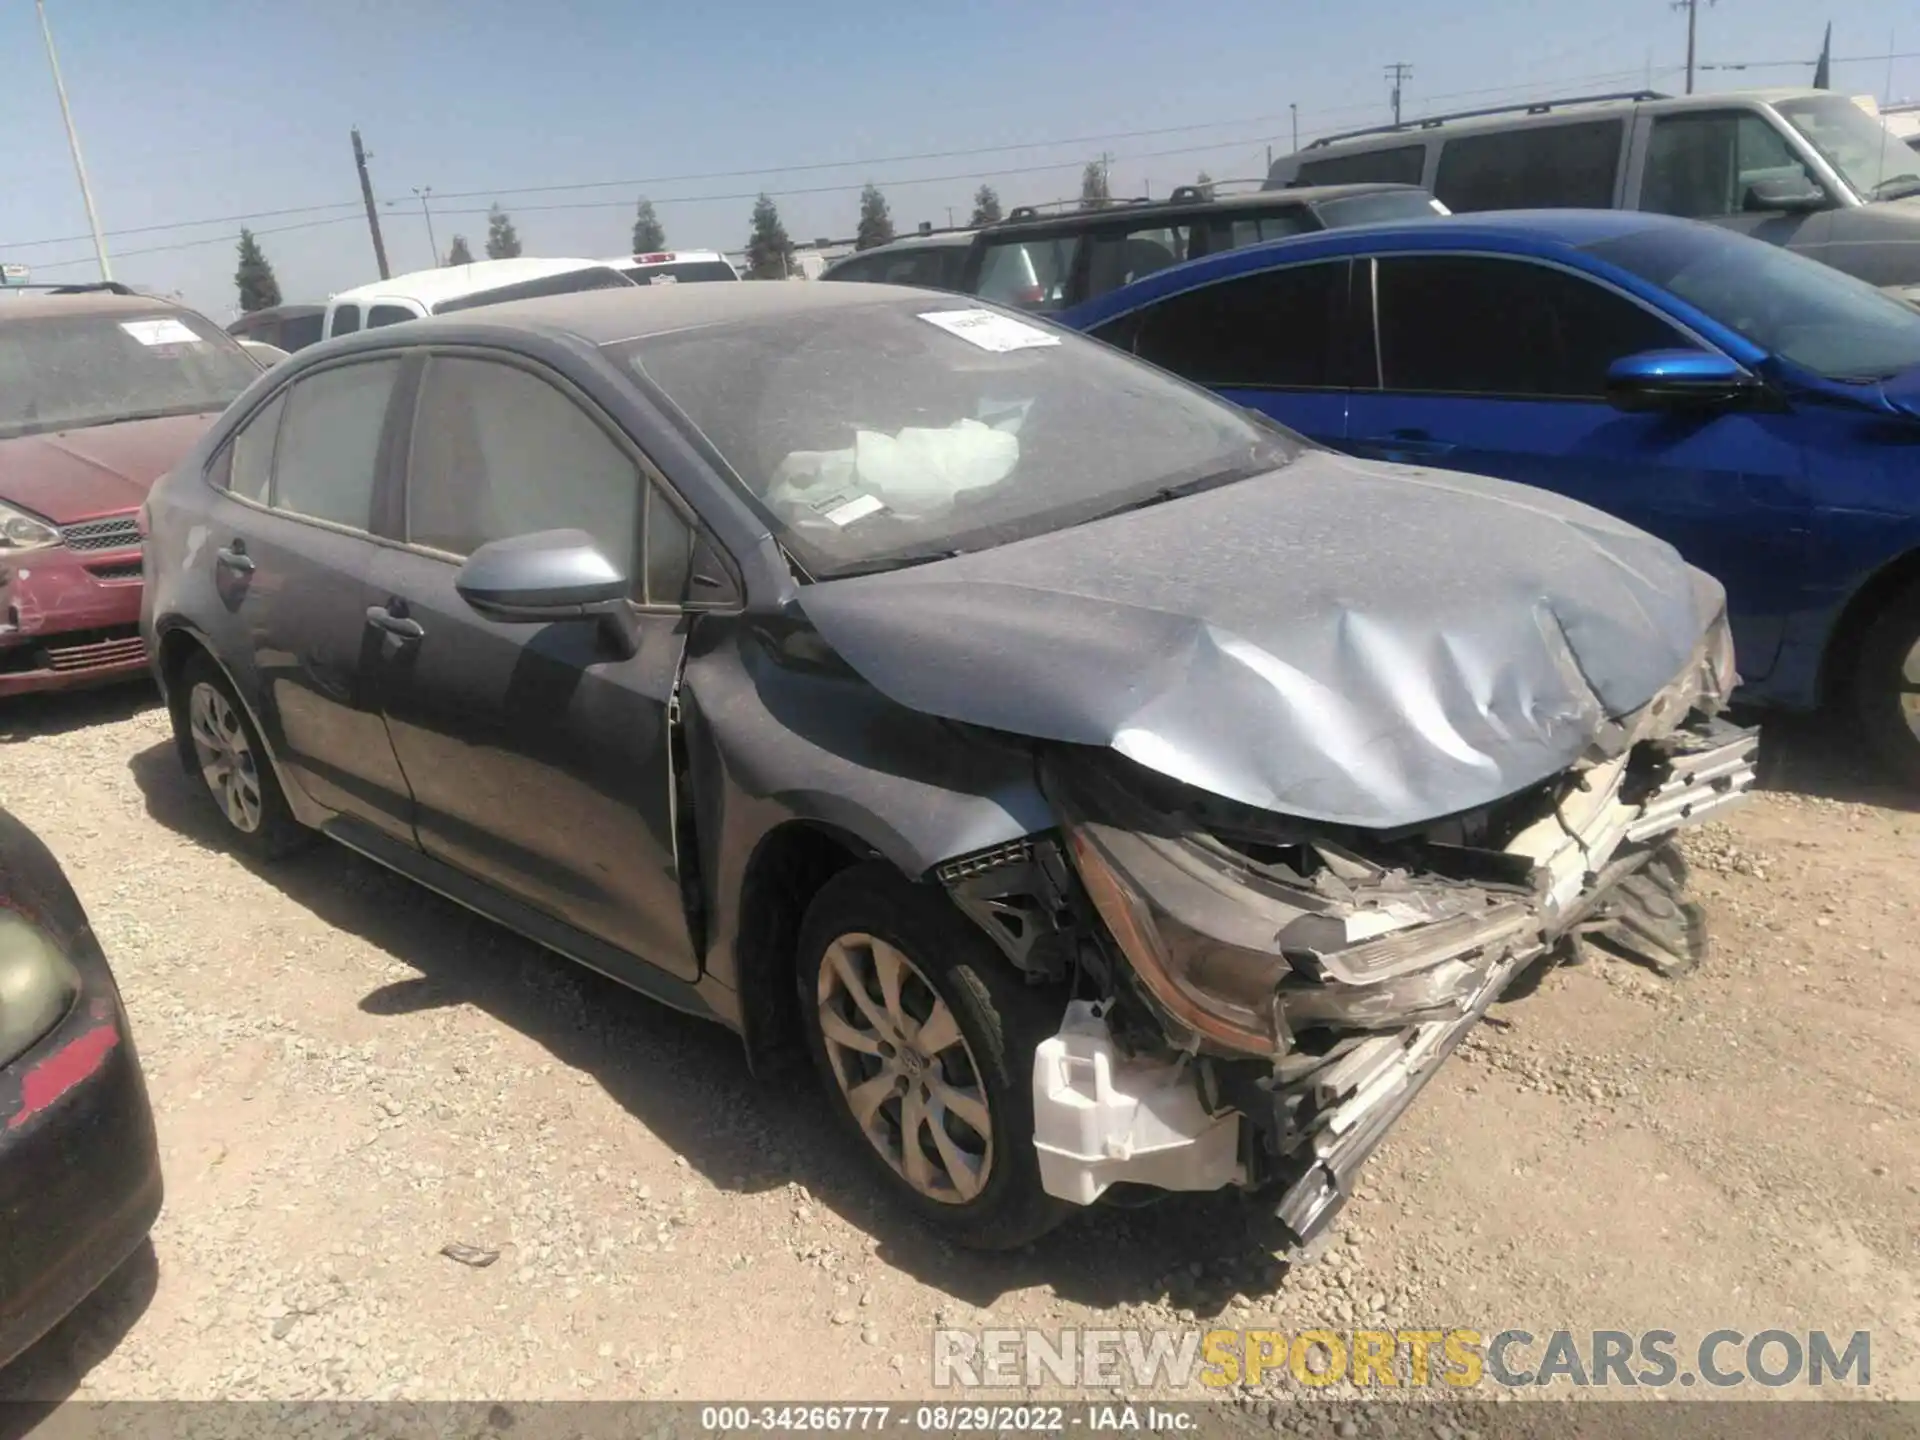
[1742,175,1829,214]
[1605,350,1763,413]
[453,529,638,657]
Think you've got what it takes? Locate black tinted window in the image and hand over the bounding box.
[1084,225,1191,302]
[1433,121,1623,211]
[1111,262,1347,389]
[1641,112,1816,218]
[272,360,399,528]
[822,255,878,283]
[404,356,643,576]
[281,313,324,349]
[330,305,361,337]
[1293,145,1426,188]
[366,304,416,328]
[1376,256,1690,398]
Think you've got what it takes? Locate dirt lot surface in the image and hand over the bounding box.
[1,686,1915,1419]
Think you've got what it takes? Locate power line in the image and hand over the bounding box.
[1701,48,1920,71]
[2,63,1688,253]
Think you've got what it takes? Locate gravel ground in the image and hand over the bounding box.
[0,686,1915,1416]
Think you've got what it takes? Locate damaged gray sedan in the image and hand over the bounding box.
[141,283,1757,1252]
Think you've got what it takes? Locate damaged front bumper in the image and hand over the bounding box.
[1027,709,1758,1253]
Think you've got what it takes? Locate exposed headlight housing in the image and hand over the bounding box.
[0,500,61,553]
[0,912,81,1070]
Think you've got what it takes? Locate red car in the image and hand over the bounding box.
[0,288,261,697]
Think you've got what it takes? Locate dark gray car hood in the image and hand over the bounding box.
[795,450,1721,830]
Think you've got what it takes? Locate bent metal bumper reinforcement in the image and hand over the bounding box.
[1625,719,1760,844]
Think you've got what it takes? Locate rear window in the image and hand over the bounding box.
[0,308,261,441]
[621,260,739,285]
[1310,190,1450,228]
[975,235,1078,313]
[366,303,417,328]
[1433,121,1624,211]
[1292,144,1427,188]
[431,266,636,316]
[280,313,324,350]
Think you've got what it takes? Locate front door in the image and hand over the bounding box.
[369,350,702,980]
[1633,109,1831,257]
[1344,253,1813,682]
[207,358,416,842]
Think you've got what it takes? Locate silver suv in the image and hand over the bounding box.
[1265,88,1920,296]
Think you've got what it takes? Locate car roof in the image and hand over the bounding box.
[0,290,196,323]
[1059,209,1700,329]
[328,257,618,309]
[979,183,1429,238]
[831,232,978,264]
[331,277,941,349]
[1295,86,1834,154]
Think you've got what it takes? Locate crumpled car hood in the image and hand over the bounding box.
[795,450,1723,829]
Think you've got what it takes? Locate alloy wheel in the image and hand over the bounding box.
[815,931,994,1205]
[1901,636,1920,745]
[188,681,263,834]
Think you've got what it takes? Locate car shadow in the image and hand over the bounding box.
[0,683,158,744]
[0,1239,159,1426]
[128,739,1299,1315]
[1749,707,1920,813]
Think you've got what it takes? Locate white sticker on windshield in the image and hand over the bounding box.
[918,309,1060,353]
[822,493,887,527]
[120,318,202,346]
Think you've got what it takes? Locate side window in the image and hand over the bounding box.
[644,486,694,606]
[1293,144,1426,188]
[1641,112,1818,218]
[330,304,361,337]
[1122,262,1347,389]
[224,392,285,503]
[1375,256,1695,399]
[879,254,924,285]
[404,356,643,579]
[1084,226,1191,302]
[1199,210,1311,257]
[1433,121,1624,211]
[976,236,1079,312]
[270,360,400,529]
[826,256,876,283]
[366,303,417,328]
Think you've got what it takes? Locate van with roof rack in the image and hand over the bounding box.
[321,257,637,341]
[1264,87,1920,297]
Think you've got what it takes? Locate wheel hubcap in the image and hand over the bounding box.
[1900,638,1920,743]
[816,932,993,1205]
[188,682,263,834]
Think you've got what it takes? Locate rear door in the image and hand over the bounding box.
[1088,259,1356,445]
[1343,252,1813,680]
[204,357,416,841]
[367,348,703,980]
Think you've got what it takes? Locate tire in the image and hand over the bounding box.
[1587,842,1707,979]
[173,652,310,860]
[1850,581,1920,787]
[796,862,1071,1250]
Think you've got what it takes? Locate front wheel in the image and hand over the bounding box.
[796,863,1071,1250]
[1850,581,1920,787]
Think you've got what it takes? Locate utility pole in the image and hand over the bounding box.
[1672,0,1717,94]
[34,0,111,281]
[351,128,391,280]
[1385,62,1413,126]
[1290,102,1299,152]
[413,186,439,266]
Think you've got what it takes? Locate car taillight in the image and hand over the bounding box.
[135,502,151,539]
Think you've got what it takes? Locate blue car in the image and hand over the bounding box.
[1061,211,1920,780]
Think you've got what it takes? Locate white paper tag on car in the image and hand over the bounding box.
[822,494,886,527]
[918,309,1060,353]
[120,318,202,346]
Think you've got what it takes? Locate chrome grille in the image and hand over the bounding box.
[61,515,142,553]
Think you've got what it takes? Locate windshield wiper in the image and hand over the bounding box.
[1870,174,1920,202]
[820,548,963,581]
[1080,461,1275,524]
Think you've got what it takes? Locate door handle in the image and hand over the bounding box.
[214,542,255,574]
[365,604,425,640]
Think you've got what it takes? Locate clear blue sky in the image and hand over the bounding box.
[3,0,1913,317]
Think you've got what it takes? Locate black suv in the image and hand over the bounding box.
[958,182,1445,315]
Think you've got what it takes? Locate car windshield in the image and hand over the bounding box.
[617,296,1298,579]
[1776,95,1920,201]
[1586,224,1920,381]
[621,260,738,284]
[0,308,259,441]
